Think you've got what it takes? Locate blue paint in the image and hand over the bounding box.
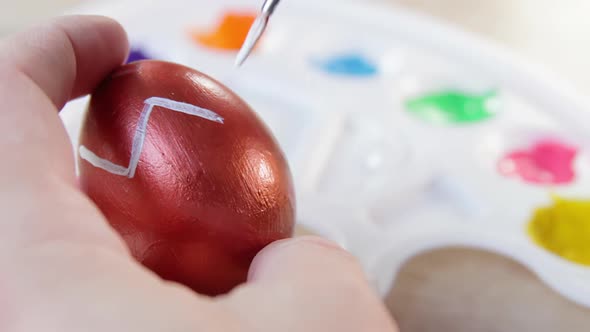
[314,53,378,77]
[126,48,152,63]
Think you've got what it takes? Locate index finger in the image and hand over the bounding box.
[0,15,129,110]
[0,15,129,250]
[0,15,129,182]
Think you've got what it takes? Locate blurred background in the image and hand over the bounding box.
[2,0,590,94]
[2,0,590,331]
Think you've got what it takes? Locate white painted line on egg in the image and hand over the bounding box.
[79,97,224,178]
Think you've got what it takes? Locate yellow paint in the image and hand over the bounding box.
[528,196,590,265]
[191,12,257,51]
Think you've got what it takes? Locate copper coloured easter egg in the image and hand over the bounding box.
[78,60,295,295]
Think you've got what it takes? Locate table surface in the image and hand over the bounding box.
[3,1,590,331]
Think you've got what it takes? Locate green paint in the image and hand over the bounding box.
[406,90,497,124]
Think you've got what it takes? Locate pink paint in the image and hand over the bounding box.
[498,139,578,185]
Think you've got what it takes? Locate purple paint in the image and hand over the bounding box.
[127,48,152,63]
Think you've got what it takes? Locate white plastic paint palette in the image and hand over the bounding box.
[61,0,590,307]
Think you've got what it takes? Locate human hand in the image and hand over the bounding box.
[0,15,397,332]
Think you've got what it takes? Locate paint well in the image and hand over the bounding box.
[406,90,497,124]
[314,53,378,77]
[191,12,257,51]
[498,139,578,185]
[528,196,590,266]
[127,48,152,63]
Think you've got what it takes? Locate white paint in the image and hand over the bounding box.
[79,97,224,178]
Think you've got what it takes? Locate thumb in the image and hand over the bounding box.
[248,236,361,283]
[221,236,398,332]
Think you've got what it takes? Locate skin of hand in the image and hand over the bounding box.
[0,16,398,332]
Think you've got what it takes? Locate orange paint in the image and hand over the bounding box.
[191,12,257,51]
